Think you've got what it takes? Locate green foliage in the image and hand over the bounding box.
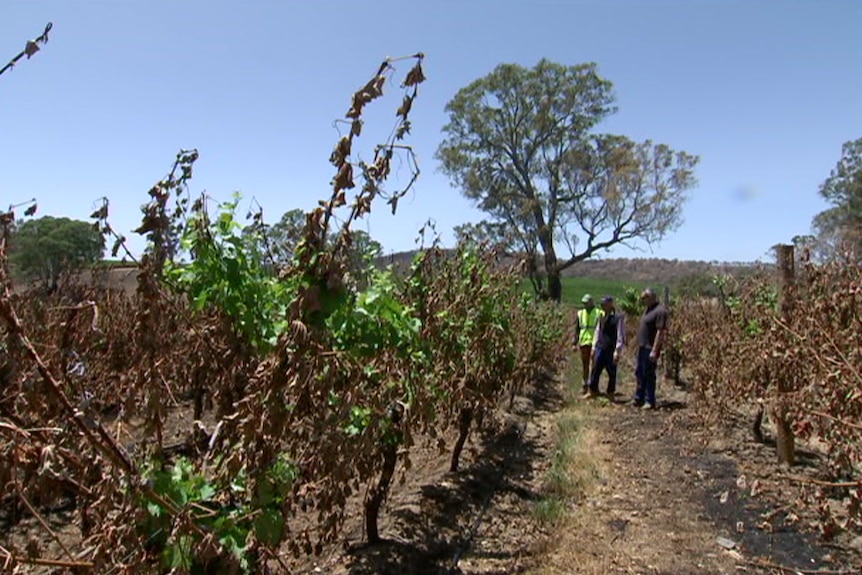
[247,208,306,268]
[532,496,564,524]
[326,268,420,358]
[8,216,104,285]
[812,137,862,259]
[515,292,565,346]
[437,58,698,301]
[344,405,373,436]
[741,282,777,337]
[140,454,298,572]
[430,247,517,377]
[711,273,777,338]
[325,266,423,437]
[404,244,552,429]
[248,208,383,285]
[166,194,290,352]
[618,286,645,318]
[546,415,585,497]
[512,293,569,373]
[553,276,650,308]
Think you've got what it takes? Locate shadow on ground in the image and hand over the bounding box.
[341,377,563,575]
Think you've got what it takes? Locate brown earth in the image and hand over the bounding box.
[530,387,862,575]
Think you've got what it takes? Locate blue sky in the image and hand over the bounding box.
[2,0,860,263]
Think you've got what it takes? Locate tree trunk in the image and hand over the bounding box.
[450,406,474,472]
[364,438,399,544]
[546,268,562,302]
[532,203,560,301]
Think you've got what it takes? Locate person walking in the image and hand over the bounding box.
[575,294,602,395]
[633,287,669,409]
[587,295,626,398]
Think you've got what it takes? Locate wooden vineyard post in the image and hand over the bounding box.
[774,244,796,466]
[662,285,682,385]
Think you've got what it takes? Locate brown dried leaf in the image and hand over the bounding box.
[329,136,352,167]
[346,96,365,120]
[370,74,386,98]
[332,163,355,191]
[134,215,157,235]
[333,190,347,208]
[24,40,40,58]
[111,236,125,257]
[374,150,392,180]
[403,60,426,87]
[90,205,108,220]
[395,120,412,140]
[396,94,413,119]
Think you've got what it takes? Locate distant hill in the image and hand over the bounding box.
[375,249,763,286]
[558,256,762,285]
[11,265,141,297]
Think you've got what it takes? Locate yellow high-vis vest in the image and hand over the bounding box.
[577,308,602,346]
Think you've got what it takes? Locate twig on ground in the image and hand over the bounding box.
[15,483,77,562]
[261,546,292,572]
[810,410,862,433]
[11,555,94,569]
[789,475,862,489]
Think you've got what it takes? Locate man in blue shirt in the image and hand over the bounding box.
[587,295,626,398]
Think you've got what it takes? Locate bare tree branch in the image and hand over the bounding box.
[1,23,53,78]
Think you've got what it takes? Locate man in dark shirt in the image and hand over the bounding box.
[634,287,669,409]
[587,295,626,398]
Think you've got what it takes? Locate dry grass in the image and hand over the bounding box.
[528,391,642,575]
[529,363,612,572]
[528,356,651,575]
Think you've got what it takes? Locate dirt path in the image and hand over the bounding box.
[292,372,862,575]
[534,392,812,574]
[503,382,861,575]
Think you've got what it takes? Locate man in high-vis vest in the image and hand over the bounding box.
[575,294,602,394]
